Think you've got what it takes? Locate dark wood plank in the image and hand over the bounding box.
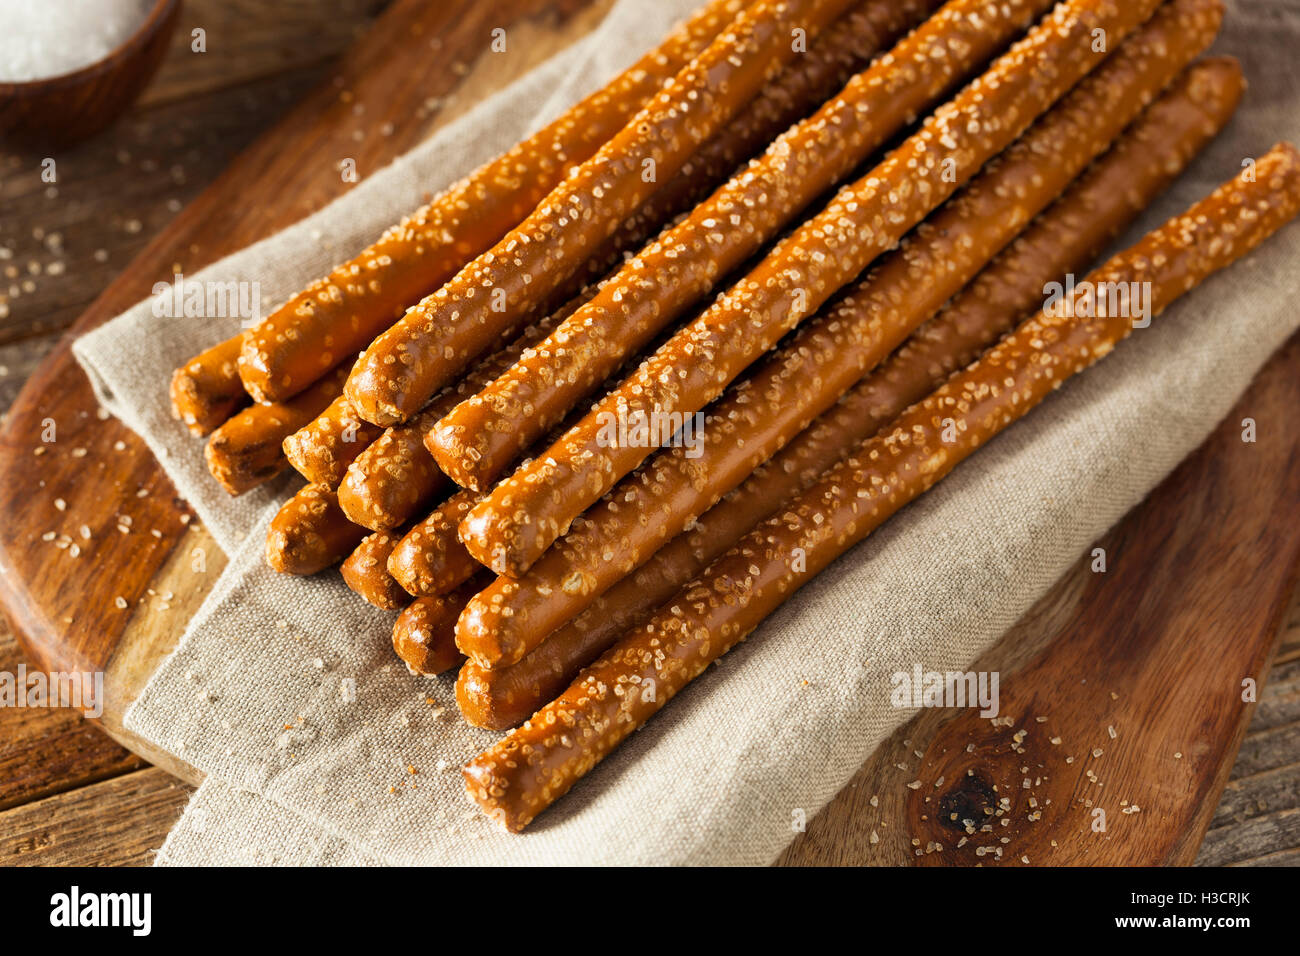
[140,0,391,107]
[1210,764,1300,828]
[1197,808,1300,867]
[1,67,334,348]
[0,333,58,421]
[1274,585,1300,665]
[0,768,190,866]
[0,620,146,811]
[1206,658,1300,829]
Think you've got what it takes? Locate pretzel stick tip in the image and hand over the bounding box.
[341,529,413,610]
[170,336,247,436]
[283,395,384,488]
[266,483,367,575]
[387,488,483,597]
[206,365,349,496]
[392,577,488,677]
[338,287,603,531]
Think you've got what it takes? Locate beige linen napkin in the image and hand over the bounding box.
[74,0,1300,865]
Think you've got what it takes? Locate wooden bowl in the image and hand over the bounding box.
[0,0,181,150]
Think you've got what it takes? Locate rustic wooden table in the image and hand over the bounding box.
[1,0,1296,867]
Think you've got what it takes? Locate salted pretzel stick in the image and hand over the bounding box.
[336,407,451,532]
[205,365,349,496]
[230,0,745,405]
[394,384,600,599]
[388,488,482,597]
[285,152,646,505]
[460,0,1169,581]
[400,0,1033,594]
[346,0,859,426]
[170,336,247,436]
[454,55,1245,730]
[384,284,665,593]
[465,143,1300,830]
[283,396,383,487]
[266,483,368,575]
[392,575,491,677]
[341,529,412,610]
[430,0,1048,491]
[328,235,655,522]
[457,0,1205,666]
[178,3,744,422]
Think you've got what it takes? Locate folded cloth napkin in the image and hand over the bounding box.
[73,0,1300,866]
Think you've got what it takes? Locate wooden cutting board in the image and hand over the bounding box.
[0,0,1295,865]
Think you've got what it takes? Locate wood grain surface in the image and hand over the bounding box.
[0,0,1296,866]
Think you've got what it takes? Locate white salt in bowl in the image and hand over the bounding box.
[0,0,180,149]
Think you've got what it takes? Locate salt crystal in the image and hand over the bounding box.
[0,1,153,82]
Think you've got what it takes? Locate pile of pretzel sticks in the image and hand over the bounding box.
[170,0,1300,832]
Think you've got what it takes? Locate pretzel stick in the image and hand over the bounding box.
[387,488,482,597]
[168,0,933,439]
[292,225,619,515]
[266,483,368,575]
[456,0,1207,667]
[170,336,247,436]
[465,143,1300,831]
[459,0,1171,581]
[229,0,747,406]
[283,396,383,487]
[336,407,451,532]
[385,281,678,594]
[429,0,1046,492]
[341,529,412,610]
[397,0,1032,595]
[453,54,1244,729]
[392,575,491,677]
[205,365,348,496]
[345,0,860,426]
